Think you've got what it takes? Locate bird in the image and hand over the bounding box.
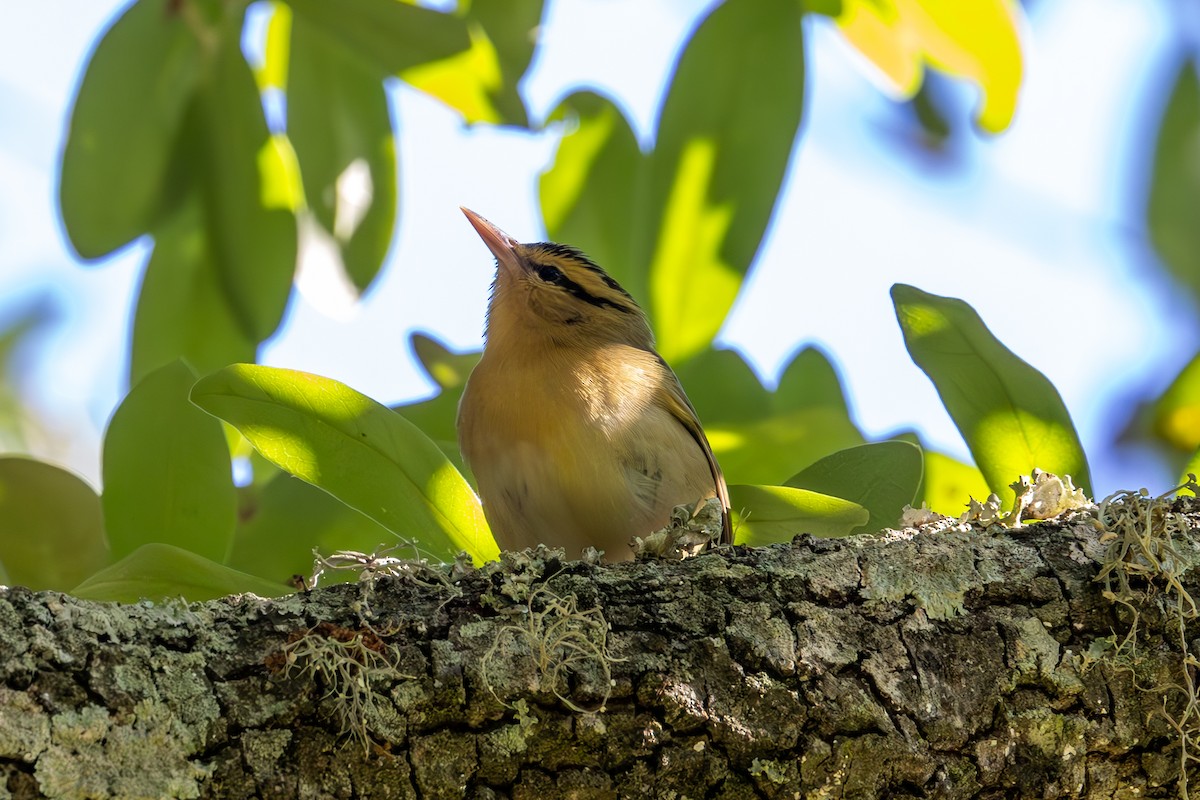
[456,207,731,561]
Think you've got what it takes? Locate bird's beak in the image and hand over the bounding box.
[461,207,523,278]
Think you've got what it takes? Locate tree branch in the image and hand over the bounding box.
[2,503,1198,799]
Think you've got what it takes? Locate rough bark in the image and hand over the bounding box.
[2,503,1199,799]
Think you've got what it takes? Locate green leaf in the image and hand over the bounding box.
[647,0,805,363]
[72,543,291,603]
[0,458,109,591]
[832,0,1023,133]
[674,347,771,424]
[892,284,1090,504]
[671,347,863,487]
[710,408,864,487]
[465,0,540,125]
[230,472,396,583]
[102,360,237,562]
[195,14,299,341]
[288,0,470,77]
[411,332,480,391]
[892,433,992,516]
[400,0,541,125]
[1151,351,1200,453]
[288,13,396,291]
[729,484,868,546]
[539,0,804,361]
[190,365,497,564]
[1149,59,1200,306]
[773,345,852,413]
[786,441,922,533]
[541,91,650,302]
[59,0,204,258]
[920,448,991,516]
[130,198,257,385]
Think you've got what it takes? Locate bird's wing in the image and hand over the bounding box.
[655,357,733,544]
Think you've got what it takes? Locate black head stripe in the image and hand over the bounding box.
[530,259,632,313]
[527,242,636,313]
[530,243,636,301]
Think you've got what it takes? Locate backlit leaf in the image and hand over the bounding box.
[289,12,396,291]
[73,543,290,603]
[541,91,650,301]
[411,332,480,391]
[892,284,1090,505]
[833,0,1024,133]
[730,484,867,546]
[920,446,991,517]
[401,0,541,125]
[191,365,497,564]
[288,0,470,77]
[648,0,805,363]
[102,360,236,562]
[786,441,922,533]
[709,407,864,487]
[194,13,299,341]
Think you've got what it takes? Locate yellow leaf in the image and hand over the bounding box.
[835,0,1024,133]
[258,2,291,92]
[401,22,503,124]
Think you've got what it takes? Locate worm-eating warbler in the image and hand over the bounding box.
[457,208,732,561]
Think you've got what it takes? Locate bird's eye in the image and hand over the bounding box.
[534,264,565,284]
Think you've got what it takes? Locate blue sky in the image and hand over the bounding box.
[0,0,1193,498]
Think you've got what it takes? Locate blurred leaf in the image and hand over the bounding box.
[709,407,864,487]
[730,484,868,546]
[802,0,844,15]
[786,441,922,533]
[889,432,993,517]
[773,345,853,413]
[0,458,108,591]
[401,0,541,125]
[647,0,805,363]
[230,472,394,583]
[673,346,862,486]
[833,0,1024,133]
[288,13,396,291]
[0,298,58,450]
[72,543,290,603]
[411,332,480,391]
[194,14,299,341]
[892,284,1090,505]
[392,391,464,465]
[259,1,291,90]
[59,0,204,259]
[102,360,236,562]
[130,198,257,385]
[288,0,470,77]
[1148,59,1200,306]
[675,347,770,424]
[191,365,497,564]
[1152,351,1200,452]
[920,448,991,516]
[541,91,650,300]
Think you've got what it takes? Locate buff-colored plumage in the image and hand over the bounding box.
[456,208,731,561]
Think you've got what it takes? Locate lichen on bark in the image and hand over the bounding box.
[1,500,1199,798]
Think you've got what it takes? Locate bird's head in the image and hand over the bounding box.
[462,208,654,350]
